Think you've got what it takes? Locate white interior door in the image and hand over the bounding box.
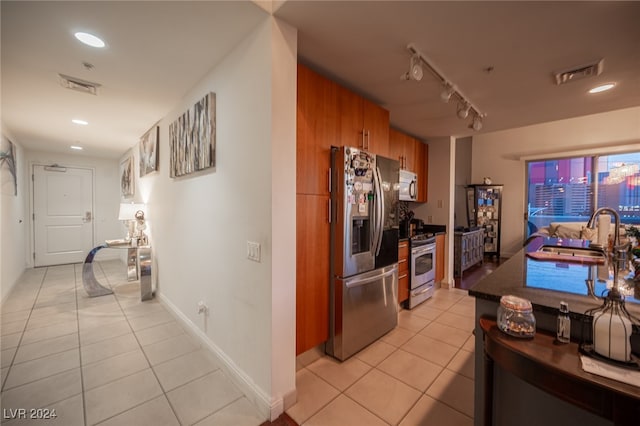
[33,165,94,266]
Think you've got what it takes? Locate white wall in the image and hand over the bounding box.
[25,150,122,266]
[455,137,472,228]
[1,132,27,302]
[413,137,455,286]
[131,17,296,420]
[471,106,640,257]
[268,17,297,413]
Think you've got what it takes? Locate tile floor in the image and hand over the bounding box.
[0,261,264,426]
[288,288,475,426]
[2,261,476,426]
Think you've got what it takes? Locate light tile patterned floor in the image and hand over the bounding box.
[0,261,263,426]
[288,288,475,426]
[2,263,476,426]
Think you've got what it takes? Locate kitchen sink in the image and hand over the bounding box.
[526,245,606,265]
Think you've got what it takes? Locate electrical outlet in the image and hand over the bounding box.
[427,215,433,223]
[437,199,443,208]
[247,241,261,262]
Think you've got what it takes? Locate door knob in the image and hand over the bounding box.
[83,211,92,222]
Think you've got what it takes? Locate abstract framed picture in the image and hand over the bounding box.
[169,92,216,178]
[0,137,17,196]
[140,125,159,177]
[120,155,134,198]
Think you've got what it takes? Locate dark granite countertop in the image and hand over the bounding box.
[469,237,640,318]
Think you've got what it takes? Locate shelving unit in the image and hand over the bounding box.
[466,184,503,259]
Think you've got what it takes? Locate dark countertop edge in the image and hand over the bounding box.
[468,249,640,320]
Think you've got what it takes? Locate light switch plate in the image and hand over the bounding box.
[247,241,261,262]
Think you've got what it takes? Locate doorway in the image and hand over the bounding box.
[33,164,94,266]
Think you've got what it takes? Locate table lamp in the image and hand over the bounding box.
[118,202,146,243]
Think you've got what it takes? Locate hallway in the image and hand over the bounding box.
[0,261,263,425]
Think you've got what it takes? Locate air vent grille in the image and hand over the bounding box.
[58,73,101,95]
[553,59,604,85]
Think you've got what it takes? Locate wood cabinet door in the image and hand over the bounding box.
[388,128,406,166]
[363,99,389,157]
[297,64,337,195]
[403,137,416,172]
[415,141,428,202]
[389,128,417,170]
[337,84,365,150]
[435,233,445,283]
[296,194,330,355]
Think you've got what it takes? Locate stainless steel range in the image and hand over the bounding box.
[408,233,436,309]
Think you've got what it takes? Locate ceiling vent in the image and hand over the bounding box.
[553,59,604,85]
[58,73,101,95]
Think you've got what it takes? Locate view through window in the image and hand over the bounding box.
[527,152,640,233]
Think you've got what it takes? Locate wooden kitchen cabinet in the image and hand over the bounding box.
[389,128,412,169]
[297,64,337,196]
[398,240,409,303]
[337,85,389,157]
[414,141,428,202]
[296,193,330,355]
[389,128,429,202]
[435,233,445,283]
[295,63,391,355]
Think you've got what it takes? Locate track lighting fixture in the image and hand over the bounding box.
[407,53,423,81]
[440,84,455,103]
[402,43,485,131]
[401,54,424,81]
[457,103,471,119]
[471,114,483,131]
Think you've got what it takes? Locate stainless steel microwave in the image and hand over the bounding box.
[399,170,417,201]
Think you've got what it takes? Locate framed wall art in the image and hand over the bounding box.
[0,137,17,196]
[169,92,216,178]
[140,125,159,177]
[120,154,134,198]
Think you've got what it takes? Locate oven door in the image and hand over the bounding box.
[411,243,436,289]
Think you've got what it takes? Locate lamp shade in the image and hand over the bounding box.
[118,203,145,220]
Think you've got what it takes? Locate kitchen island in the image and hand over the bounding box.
[469,237,639,426]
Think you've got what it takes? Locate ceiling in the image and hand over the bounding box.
[1,1,267,158]
[2,2,639,159]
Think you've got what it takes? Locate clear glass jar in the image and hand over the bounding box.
[497,295,536,338]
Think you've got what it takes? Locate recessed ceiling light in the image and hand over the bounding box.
[589,83,616,94]
[74,32,105,48]
[70,145,83,150]
[72,119,88,125]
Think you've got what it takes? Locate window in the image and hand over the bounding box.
[526,152,640,234]
[597,153,640,223]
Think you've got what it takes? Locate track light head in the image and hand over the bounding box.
[457,102,471,119]
[471,114,483,131]
[409,54,423,81]
[440,84,455,103]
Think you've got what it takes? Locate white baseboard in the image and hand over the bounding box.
[157,293,283,421]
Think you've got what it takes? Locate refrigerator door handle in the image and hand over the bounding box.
[345,267,396,289]
[370,168,380,256]
[370,193,377,254]
[374,166,384,256]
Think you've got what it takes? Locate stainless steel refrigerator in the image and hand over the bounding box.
[327,146,400,361]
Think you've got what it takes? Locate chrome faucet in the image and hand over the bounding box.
[586,207,622,250]
[587,207,630,288]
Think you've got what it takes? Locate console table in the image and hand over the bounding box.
[480,317,639,426]
[82,243,152,301]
